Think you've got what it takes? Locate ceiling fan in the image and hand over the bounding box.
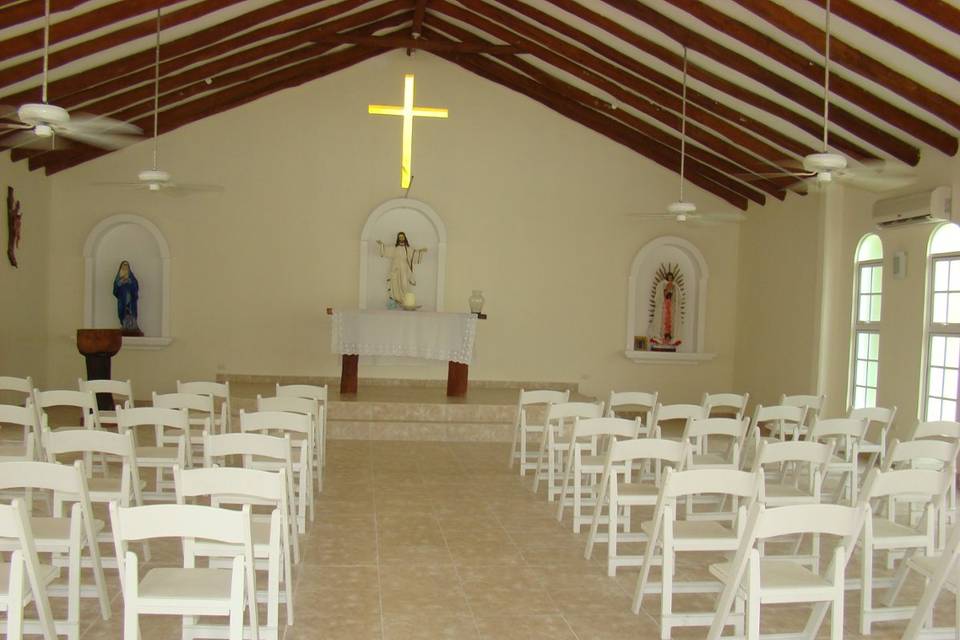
[95,8,223,195]
[628,47,746,225]
[741,0,915,192]
[0,0,141,151]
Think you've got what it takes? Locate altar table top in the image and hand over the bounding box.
[331,310,477,365]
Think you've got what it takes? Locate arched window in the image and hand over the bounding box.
[924,224,960,420]
[850,234,883,409]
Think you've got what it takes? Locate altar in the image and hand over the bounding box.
[330,309,479,396]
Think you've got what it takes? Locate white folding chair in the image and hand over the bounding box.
[531,400,603,501]
[606,390,658,433]
[707,503,865,640]
[77,378,133,430]
[117,406,189,501]
[110,502,258,640]
[742,404,806,469]
[276,383,328,473]
[203,431,301,564]
[177,380,232,435]
[176,465,294,639]
[683,417,747,469]
[0,498,58,640]
[912,420,960,525]
[807,416,868,505]
[508,388,569,475]
[859,466,954,634]
[33,389,101,432]
[257,395,322,492]
[0,461,110,640]
[633,468,761,639]
[901,518,960,640]
[702,392,749,420]
[779,393,825,440]
[0,404,39,463]
[584,438,689,576]
[851,405,897,470]
[650,402,705,440]
[0,376,33,403]
[239,410,314,532]
[153,391,215,467]
[555,416,642,531]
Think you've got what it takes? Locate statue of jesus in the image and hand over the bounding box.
[376,231,427,307]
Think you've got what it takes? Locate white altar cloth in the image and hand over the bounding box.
[331,310,477,364]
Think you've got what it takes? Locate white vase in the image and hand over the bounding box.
[469,290,485,314]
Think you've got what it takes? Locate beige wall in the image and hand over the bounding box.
[43,51,743,401]
[0,152,50,384]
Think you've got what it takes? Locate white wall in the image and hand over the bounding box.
[0,152,50,384]
[43,50,744,400]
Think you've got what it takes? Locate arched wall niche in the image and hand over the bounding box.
[625,236,713,363]
[359,198,447,311]
[83,214,172,349]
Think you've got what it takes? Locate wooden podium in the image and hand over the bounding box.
[76,329,122,411]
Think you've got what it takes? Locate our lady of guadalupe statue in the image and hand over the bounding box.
[648,263,685,351]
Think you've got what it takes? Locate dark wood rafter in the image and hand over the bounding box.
[434,47,752,209]
[424,17,790,199]
[601,0,923,164]
[542,0,875,162]
[894,0,960,38]
[18,13,413,169]
[0,0,249,90]
[39,40,396,175]
[0,0,364,107]
[310,33,516,53]
[0,0,185,61]
[411,0,427,36]
[433,0,799,195]
[0,0,89,31]
[726,0,960,133]
[808,0,960,83]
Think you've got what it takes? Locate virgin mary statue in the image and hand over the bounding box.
[113,260,143,336]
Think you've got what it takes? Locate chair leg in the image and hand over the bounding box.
[660,546,673,640]
[556,449,574,523]
[572,465,583,533]
[584,466,610,561]
[509,424,520,470]
[607,486,619,577]
[860,538,873,635]
[8,553,24,640]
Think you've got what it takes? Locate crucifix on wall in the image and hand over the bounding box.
[368,74,448,189]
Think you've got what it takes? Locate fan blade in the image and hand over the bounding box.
[0,129,72,151]
[169,183,224,193]
[58,128,139,150]
[91,181,148,188]
[0,105,21,122]
[834,159,916,192]
[626,212,679,218]
[66,112,142,135]
[694,212,747,222]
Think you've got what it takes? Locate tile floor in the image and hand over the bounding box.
[43,440,957,638]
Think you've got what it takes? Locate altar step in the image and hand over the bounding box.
[225,375,583,443]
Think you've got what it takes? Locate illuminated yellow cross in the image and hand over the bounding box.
[368,74,448,189]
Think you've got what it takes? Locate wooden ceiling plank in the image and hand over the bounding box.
[0,0,363,106]
[436,0,800,188]
[444,51,753,209]
[0,0,183,61]
[0,0,89,31]
[424,17,789,199]
[602,0,922,164]
[542,0,875,162]
[727,0,960,133]
[810,0,960,84]
[310,33,515,53]
[894,0,960,38]
[411,0,427,35]
[38,41,392,174]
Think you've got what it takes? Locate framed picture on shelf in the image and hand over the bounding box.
[633,336,648,351]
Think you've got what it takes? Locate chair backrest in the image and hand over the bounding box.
[607,437,689,466]
[519,389,569,407]
[862,466,953,502]
[33,389,99,428]
[702,392,750,420]
[753,439,835,470]
[780,393,826,425]
[239,409,312,436]
[177,380,230,401]
[850,405,897,442]
[0,459,90,494]
[117,406,190,434]
[660,467,760,501]
[0,498,57,639]
[808,417,868,441]
[0,402,40,453]
[78,378,133,403]
[912,420,960,441]
[276,383,328,402]
[110,501,252,548]
[607,390,658,420]
[546,401,604,424]
[570,416,642,442]
[203,431,292,467]
[153,391,215,420]
[256,395,317,417]
[883,438,960,472]
[684,417,747,440]
[0,376,33,407]
[654,403,706,424]
[752,502,864,541]
[175,465,286,504]
[44,428,137,459]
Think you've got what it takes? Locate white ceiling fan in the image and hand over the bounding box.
[741,0,915,192]
[0,0,141,151]
[628,47,746,225]
[95,8,223,195]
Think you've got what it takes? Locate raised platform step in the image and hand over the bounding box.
[225,375,585,443]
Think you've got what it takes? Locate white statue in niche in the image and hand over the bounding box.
[376,231,427,308]
[648,263,686,351]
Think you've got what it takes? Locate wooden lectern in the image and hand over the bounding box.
[76,329,122,411]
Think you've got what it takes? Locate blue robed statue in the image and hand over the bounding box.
[113,260,143,336]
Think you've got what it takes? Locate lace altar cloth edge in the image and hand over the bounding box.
[331,310,477,365]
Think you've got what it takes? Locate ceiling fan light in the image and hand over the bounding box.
[138,169,170,184]
[34,123,52,137]
[803,152,847,173]
[667,201,697,215]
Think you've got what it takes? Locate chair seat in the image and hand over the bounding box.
[139,567,234,601]
[195,521,274,557]
[871,517,925,541]
[907,555,959,591]
[135,446,180,462]
[763,484,815,500]
[618,482,659,497]
[0,444,28,459]
[710,558,832,593]
[14,517,105,548]
[692,453,733,467]
[642,519,737,541]
[87,477,147,495]
[0,562,58,598]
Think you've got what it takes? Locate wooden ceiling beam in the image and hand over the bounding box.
[727,0,960,134]
[38,42,391,175]
[0,0,361,107]
[543,0,875,162]
[435,0,799,191]
[894,0,960,38]
[438,49,752,210]
[0,0,90,31]
[310,33,515,53]
[0,0,184,61]
[808,0,960,84]
[602,0,922,164]
[0,0,248,91]
[411,0,427,36]
[424,17,788,199]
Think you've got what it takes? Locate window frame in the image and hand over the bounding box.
[849,253,883,410]
[923,239,960,421]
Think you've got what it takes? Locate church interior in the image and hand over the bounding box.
[2,0,960,638]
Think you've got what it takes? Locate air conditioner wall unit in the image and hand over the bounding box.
[873,186,952,229]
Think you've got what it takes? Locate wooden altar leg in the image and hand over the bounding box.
[341,354,359,395]
[447,362,468,397]
[84,353,114,411]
